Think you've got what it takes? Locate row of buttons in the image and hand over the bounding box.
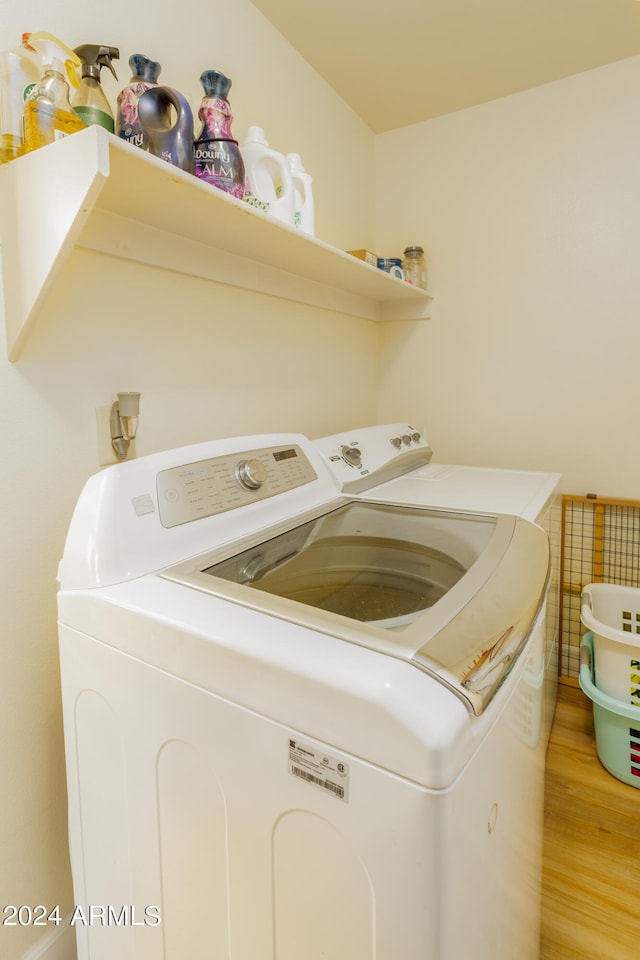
[390,431,422,449]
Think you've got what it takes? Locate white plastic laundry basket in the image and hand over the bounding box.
[581,583,640,707]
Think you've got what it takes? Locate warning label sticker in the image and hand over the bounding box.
[288,739,349,802]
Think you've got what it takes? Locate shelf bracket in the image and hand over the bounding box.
[0,126,110,361]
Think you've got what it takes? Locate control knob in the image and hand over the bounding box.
[341,445,362,467]
[235,458,267,490]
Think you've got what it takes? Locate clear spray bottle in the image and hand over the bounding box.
[73,44,119,132]
[0,33,40,164]
[23,31,84,153]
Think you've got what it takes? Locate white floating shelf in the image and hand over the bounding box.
[0,125,432,361]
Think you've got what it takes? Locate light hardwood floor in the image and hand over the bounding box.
[541,682,640,958]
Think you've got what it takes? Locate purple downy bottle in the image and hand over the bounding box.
[193,70,244,198]
[115,53,161,150]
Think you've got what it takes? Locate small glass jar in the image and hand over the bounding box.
[403,246,427,290]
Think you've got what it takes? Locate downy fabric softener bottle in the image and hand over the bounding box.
[193,70,244,198]
[115,53,161,149]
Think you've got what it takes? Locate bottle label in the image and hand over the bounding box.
[23,100,86,152]
[193,140,244,198]
[73,105,114,134]
[243,189,271,213]
[120,128,147,148]
[197,97,233,140]
[115,84,153,146]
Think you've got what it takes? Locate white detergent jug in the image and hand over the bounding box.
[241,125,294,226]
[287,152,315,236]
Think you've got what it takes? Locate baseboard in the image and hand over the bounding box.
[20,917,76,960]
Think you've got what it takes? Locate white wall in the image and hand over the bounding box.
[376,56,640,497]
[0,4,377,959]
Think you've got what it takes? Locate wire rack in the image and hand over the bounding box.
[560,494,640,678]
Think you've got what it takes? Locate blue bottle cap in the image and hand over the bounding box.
[200,70,232,99]
[129,53,161,83]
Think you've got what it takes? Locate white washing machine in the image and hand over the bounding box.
[57,430,552,960]
[313,422,562,746]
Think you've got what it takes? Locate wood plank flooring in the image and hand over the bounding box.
[541,681,640,958]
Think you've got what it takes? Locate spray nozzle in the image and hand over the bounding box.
[28,31,82,88]
[74,44,120,82]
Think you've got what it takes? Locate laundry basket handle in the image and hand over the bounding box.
[580,638,593,673]
[581,586,594,612]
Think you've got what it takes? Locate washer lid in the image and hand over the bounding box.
[163,500,549,714]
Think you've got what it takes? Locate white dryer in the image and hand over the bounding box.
[314,422,562,745]
[57,431,552,960]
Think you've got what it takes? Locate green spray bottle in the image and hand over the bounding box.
[73,44,119,132]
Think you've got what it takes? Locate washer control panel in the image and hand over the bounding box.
[157,444,317,528]
[314,423,432,493]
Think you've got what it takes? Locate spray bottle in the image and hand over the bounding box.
[0,33,40,164]
[23,31,84,153]
[115,54,161,149]
[73,44,119,132]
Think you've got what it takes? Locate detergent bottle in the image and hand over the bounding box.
[286,152,314,236]
[0,33,40,163]
[137,86,194,172]
[23,31,84,153]
[241,126,294,226]
[115,53,161,149]
[73,44,119,132]
[193,70,244,198]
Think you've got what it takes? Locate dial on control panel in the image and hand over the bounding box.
[341,445,362,467]
[235,458,268,490]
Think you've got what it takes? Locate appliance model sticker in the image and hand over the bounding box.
[288,739,349,802]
